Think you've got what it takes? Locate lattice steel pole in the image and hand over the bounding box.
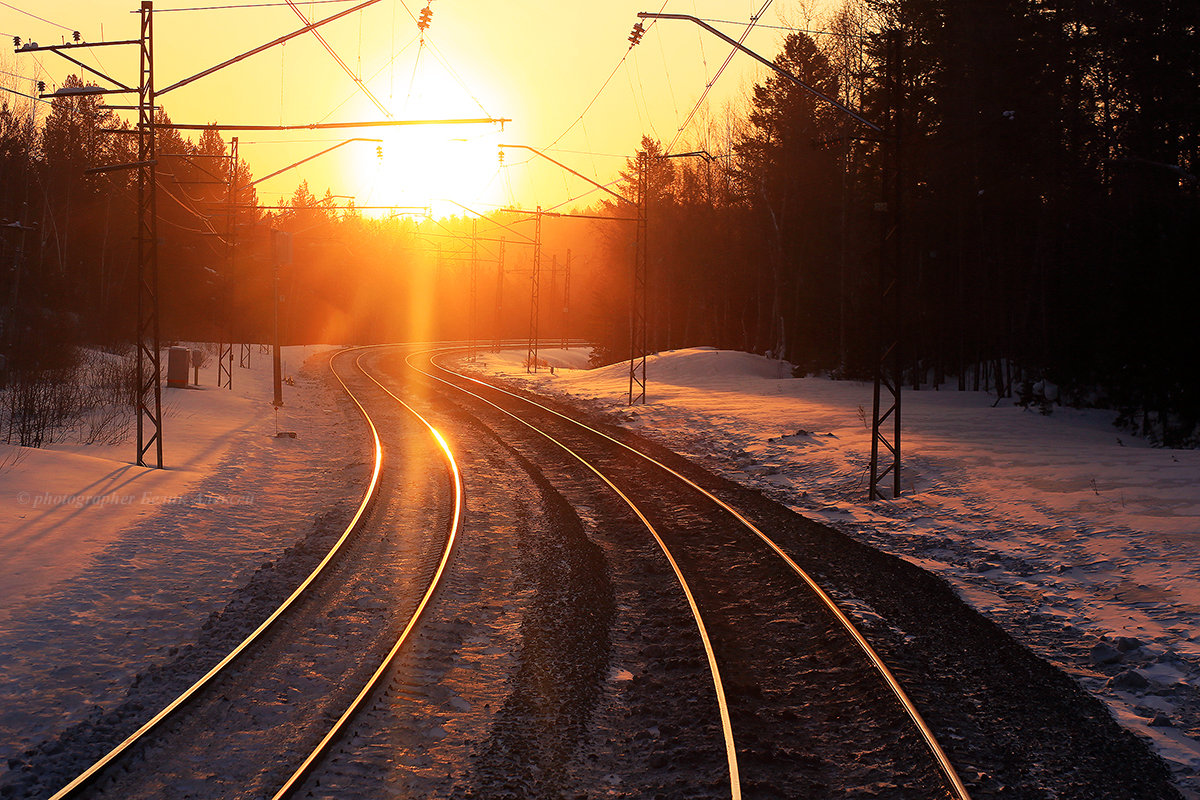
[869,30,904,500]
[526,209,542,373]
[468,218,478,361]
[135,0,163,469]
[217,135,237,389]
[628,152,648,405]
[562,248,571,349]
[494,236,505,353]
[548,253,558,348]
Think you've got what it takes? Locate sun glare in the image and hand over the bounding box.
[353,62,507,218]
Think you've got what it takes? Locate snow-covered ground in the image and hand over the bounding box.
[0,344,364,779]
[4,341,1197,795]
[460,345,1200,796]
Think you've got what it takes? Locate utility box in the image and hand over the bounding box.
[167,346,190,388]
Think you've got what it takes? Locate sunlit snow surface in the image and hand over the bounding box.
[464,346,1200,790]
[0,345,354,778]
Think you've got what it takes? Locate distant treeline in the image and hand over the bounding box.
[2,0,1198,446]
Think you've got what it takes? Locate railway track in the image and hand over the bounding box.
[19,341,1181,798]
[16,341,1179,799]
[33,347,462,800]
[287,344,970,799]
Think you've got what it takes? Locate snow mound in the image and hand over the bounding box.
[569,348,792,388]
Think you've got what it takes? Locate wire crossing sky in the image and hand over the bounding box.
[3,0,829,217]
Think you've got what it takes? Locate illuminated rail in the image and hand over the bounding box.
[45,349,385,800]
[270,349,464,799]
[417,343,972,800]
[45,346,466,800]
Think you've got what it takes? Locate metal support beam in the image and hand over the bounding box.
[135,1,163,469]
[527,210,542,373]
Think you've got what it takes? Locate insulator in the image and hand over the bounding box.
[12,36,19,48]
[628,22,645,46]
[72,31,81,43]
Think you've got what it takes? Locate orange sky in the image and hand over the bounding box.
[3,0,832,217]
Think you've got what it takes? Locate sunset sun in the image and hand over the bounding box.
[351,55,507,217]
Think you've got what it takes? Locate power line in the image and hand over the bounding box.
[0,66,36,82]
[283,0,391,118]
[240,136,377,144]
[421,33,492,118]
[546,146,629,160]
[318,33,420,123]
[544,54,629,152]
[697,18,864,38]
[0,1,73,32]
[630,46,660,140]
[624,60,648,137]
[541,0,674,152]
[667,0,774,155]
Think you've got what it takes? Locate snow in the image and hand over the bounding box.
[0,346,324,625]
[461,346,1200,793]
[0,344,360,780]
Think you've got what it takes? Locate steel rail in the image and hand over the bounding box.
[400,346,743,800]
[45,349,384,800]
[421,344,972,800]
[269,348,464,799]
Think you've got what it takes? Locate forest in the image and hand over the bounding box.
[1,0,1198,446]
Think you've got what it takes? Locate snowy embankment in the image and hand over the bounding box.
[0,345,364,781]
[461,345,1200,796]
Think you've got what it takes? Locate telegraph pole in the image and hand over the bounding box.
[629,151,649,405]
[547,253,558,348]
[869,31,904,500]
[562,249,571,349]
[494,237,505,353]
[527,209,542,373]
[469,218,478,361]
[18,4,162,466]
[270,229,291,407]
[218,135,238,389]
[135,0,163,469]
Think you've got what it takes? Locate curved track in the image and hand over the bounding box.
[384,344,972,799]
[44,347,461,800]
[268,350,464,799]
[39,342,968,798]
